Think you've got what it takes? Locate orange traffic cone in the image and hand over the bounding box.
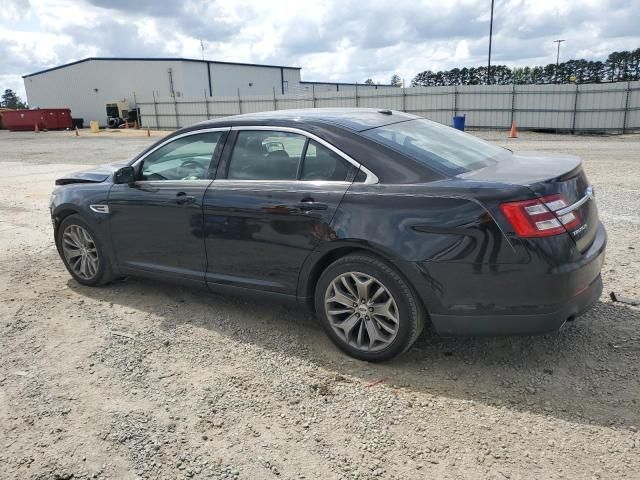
[34,123,39,133]
[75,126,80,137]
[509,121,518,138]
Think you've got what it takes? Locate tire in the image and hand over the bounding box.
[314,253,425,362]
[57,214,114,286]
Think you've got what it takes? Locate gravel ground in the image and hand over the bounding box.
[1,129,639,480]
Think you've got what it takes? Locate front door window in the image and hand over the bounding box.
[140,131,224,181]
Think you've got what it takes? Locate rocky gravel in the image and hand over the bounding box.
[1,130,639,479]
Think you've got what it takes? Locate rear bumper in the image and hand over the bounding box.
[425,222,607,336]
[429,273,602,335]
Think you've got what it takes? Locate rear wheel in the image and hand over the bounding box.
[57,215,114,286]
[315,253,425,362]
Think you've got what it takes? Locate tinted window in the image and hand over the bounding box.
[141,131,223,181]
[227,131,305,180]
[353,169,367,183]
[361,119,508,175]
[300,140,352,181]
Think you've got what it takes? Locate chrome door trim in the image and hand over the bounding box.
[230,125,379,184]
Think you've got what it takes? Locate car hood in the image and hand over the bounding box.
[457,152,582,185]
[55,162,127,185]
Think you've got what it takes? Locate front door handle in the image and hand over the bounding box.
[176,192,195,204]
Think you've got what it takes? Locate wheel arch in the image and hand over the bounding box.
[298,240,429,316]
[52,206,81,248]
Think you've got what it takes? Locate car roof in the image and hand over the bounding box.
[191,108,418,132]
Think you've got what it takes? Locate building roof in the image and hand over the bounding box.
[299,81,395,87]
[22,57,301,79]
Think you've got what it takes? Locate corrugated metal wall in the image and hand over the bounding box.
[137,81,640,132]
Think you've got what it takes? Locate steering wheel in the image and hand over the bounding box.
[178,159,207,180]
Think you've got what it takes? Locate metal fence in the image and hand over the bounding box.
[137,81,640,133]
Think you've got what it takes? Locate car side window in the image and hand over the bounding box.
[140,131,223,181]
[227,131,306,180]
[300,140,352,181]
[353,169,367,183]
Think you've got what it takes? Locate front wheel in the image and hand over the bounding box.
[57,214,114,286]
[315,253,425,362]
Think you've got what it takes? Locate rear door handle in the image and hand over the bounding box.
[294,200,328,211]
[176,192,195,204]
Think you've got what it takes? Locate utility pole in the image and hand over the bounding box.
[487,0,495,85]
[553,39,565,67]
[553,39,565,84]
[200,40,205,61]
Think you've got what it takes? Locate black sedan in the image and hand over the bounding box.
[50,108,606,361]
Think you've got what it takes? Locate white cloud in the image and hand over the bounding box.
[2,0,639,100]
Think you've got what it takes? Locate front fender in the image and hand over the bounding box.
[50,183,118,273]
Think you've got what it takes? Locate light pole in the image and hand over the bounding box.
[487,0,495,85]
[553,39,565,67]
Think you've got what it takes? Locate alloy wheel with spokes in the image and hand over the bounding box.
[62,224,100,281]
[324,271,400,353]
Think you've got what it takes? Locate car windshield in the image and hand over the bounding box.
[361,118,509,175]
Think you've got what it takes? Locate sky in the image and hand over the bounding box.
[2,0,639,99]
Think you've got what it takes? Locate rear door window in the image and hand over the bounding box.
[300,140,352,181]
[227,131,356,182]
[227,131,306,180]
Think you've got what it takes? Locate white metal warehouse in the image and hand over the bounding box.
[22,57,394,126]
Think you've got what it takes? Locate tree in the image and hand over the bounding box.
[409,47,640,87]
[390,74,402,87]
[364,78,375,85]
[1,89,27,109]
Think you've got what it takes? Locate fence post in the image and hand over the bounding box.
[510,83,516,126]
[273,87,277,111]
[402,86,407,112]
[312,84,316,109]
[152,91,159,130]
[204,90,210,120]
[237,88,242,114]
[173,95,179,128]
[355,82,359,107]
[453,85,458,116]
[571,84,579,134]
[622,80,631,133]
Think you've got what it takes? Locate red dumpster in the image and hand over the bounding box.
[1,108,73,131]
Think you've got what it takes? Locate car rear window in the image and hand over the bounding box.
[361,118,508,175]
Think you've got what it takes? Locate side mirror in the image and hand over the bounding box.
[114,166,135,185]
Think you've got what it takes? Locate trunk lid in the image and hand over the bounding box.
[459,152,598,252]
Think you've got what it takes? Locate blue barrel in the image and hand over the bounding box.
[452,115,466,131]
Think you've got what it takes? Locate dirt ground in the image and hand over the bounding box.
[1,129,639,480]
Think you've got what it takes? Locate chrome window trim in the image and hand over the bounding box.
[130,127,231,170]
[229,125,379,184]
[133,179,213,187]
[212,179,351,187]
[554,186,594,216]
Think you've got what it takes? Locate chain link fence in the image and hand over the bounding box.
[137,81,640,133]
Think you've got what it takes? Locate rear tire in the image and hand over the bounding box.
[57,214,114,286]
[315,253,425,362]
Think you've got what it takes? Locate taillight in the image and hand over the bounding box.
[500,194,580,238]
